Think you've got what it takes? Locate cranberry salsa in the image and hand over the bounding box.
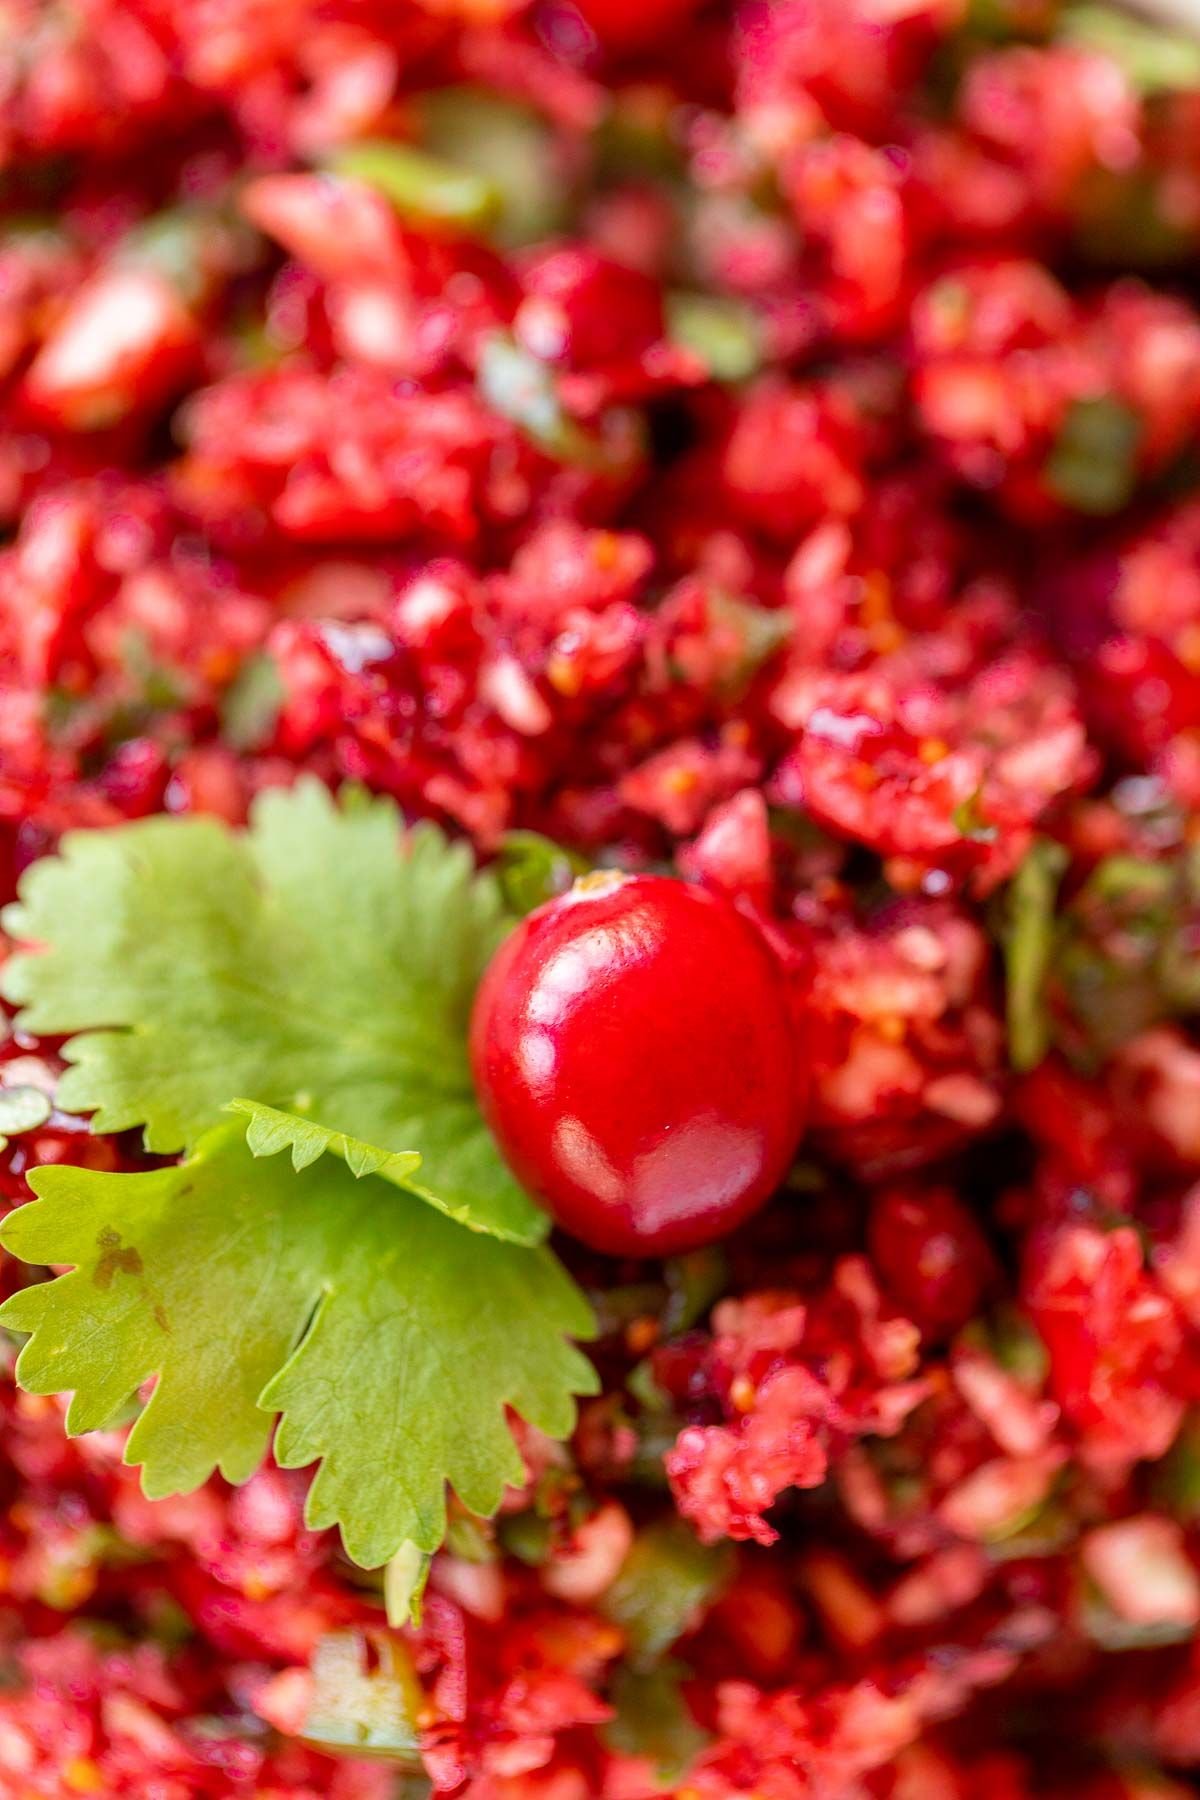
[3,0,1200,1794]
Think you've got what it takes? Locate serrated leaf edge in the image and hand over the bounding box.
[228,1098,548,1245]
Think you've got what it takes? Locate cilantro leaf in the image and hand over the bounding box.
[0,1115,597,1565]
[229,1098,425,1182]
[1,779,544,1246]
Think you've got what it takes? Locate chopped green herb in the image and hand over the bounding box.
[1059,4,1200,93]
[329,140,501,233]
[952,790,999,844]
[706,592,794,692]
[663,1247,728,1334]
[220,651,283,751]
[499,1509,554,1566]
[602,1520,733,1664]
[1045,395,1142,515]
[1055,848,1200,1056]
[667,293,762,382]
[1001,837,1069,1072]
[116,209,226,306]
[416,89,567,247]
[443,1510,497,1564]
[119,626,192,714]
[626,1357,671,1414]
[605,1661,709,1783]
[497,830,589,916]
[477,333,597,466]
[477,334,643,474]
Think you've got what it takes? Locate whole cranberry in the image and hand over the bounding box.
[470,872,806,1256]
[868,1185,993,1338]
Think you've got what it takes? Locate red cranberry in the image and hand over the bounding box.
[470,872,806,1256]
[572,0,700,54]
[868,1185,992,1338]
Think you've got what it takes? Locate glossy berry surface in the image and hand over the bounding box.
[469,872,806,1256]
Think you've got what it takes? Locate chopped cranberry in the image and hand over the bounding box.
[514,248,665,369]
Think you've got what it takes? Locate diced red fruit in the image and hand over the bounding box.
[96,737,170,817]
[1082,1515,1200,1630]
[781,136,913,343]
[910,264,1200,520]
[469,872,807,1255]
[734,0,954,139]
[6,6,1200,1789]
[23,266,201,430]
[240,171,409,282]
[572,0,702,56]
[708,1568,805,1679]
[667,1363,830,1545]
[1025,1220,1185,1472]
[680,788,774,909]
[514,248,664,370]
[1113,1025,1200,1169]
[721,379,864,542]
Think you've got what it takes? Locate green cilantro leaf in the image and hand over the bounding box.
[1052,848,1200,1056]
[229,1098,424,1182]
[1,779,544,1246]
[476,334,642,474]
[0,1114,597,1565]
[415,88,567,247]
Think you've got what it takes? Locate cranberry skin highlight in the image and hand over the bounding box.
[470,872,806,1256]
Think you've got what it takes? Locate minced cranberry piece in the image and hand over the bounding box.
[514,248,664,370]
